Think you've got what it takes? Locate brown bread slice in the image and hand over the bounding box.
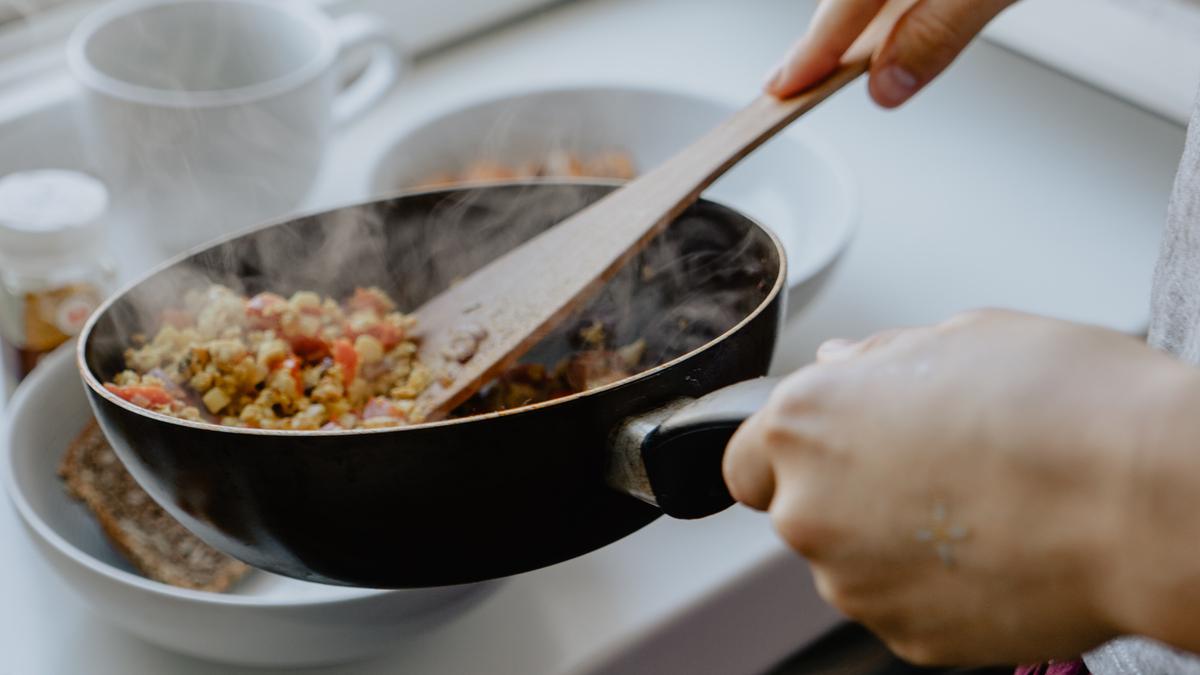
[58,420,250,592]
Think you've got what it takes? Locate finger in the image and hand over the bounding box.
[869,0,1017,107]
[816,337,858,363]
[816,327,915,363]
[936,307,1013,331]
[767,0,887,98]
[723,411,777,510]
[810,566,844,610]
[768,483,838,559]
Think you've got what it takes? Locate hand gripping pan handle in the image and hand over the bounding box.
[608,376,783,519]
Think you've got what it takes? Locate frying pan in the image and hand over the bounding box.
[78,180,786,588]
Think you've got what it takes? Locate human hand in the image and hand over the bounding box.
[766,0,1020,107]
[723,310,1200,665]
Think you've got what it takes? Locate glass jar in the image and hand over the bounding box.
[0,170,115,398]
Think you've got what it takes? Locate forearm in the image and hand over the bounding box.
[1099,358,1200,652]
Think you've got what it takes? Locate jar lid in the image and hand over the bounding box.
[0,170,109,264]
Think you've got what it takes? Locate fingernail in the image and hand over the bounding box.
[764,39,805,94]
[874,65,919,106]
[763,61,787,93]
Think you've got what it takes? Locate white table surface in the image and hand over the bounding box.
[985,0,1200,124]
[0,0,1190,673]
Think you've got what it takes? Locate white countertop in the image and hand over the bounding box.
[0,0,1190,673]
[313,0,1185,340]
[985,0,1200,124]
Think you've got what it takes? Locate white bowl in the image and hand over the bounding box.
[2,347,498,668]
[369,85,860,313]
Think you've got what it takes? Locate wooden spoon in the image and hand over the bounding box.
[411,40,883,421]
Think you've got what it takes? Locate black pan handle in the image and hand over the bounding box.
[608,376,782,519]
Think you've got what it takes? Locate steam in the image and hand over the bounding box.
[92,175,773,391]
[87,51,773,389]
[0,0,70,28]
[77,0,329,255]
[370,92,773,370]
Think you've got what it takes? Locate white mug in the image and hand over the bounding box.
[67,0,403,254]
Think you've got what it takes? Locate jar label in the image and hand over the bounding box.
[54,292,98,336]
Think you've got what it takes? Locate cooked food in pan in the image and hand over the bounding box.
[106,285,429,430]
[79,182,782,586]
[456,325,645,417]
[104,284,650,429]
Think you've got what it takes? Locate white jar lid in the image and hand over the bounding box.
[0,170,109,265]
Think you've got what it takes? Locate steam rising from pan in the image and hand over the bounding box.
[91,182,773,404]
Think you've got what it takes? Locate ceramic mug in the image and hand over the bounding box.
[67,0,403,253]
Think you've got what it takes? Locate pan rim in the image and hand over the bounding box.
[77,179,787,437]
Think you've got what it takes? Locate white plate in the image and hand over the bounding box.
[1,347,499,668]
[368,85,860,314]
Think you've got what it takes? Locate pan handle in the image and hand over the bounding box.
[608,376,782,519]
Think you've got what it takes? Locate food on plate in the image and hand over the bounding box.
[59,420,250,591]
[417,150,636,188]
[105,285,650,429]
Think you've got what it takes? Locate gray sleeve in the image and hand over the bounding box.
[1085,637,1200,675]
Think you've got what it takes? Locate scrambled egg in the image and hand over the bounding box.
[106,285,432,430]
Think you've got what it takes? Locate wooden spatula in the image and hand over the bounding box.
[411,40,884,421]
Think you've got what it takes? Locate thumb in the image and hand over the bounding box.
[869,0,1017,108]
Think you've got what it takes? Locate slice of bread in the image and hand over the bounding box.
[58,420,250,592]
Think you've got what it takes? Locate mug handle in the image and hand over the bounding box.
[331,13,406,126]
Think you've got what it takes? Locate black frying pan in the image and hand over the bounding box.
[78,181,786,588]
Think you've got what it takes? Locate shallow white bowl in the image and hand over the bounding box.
[369,85,860,312]
[2,347,498,668]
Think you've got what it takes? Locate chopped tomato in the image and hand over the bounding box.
[331,338,357,385]
[346,287,393,314]
[105,384,176,408]
[365,322,404,350]
[286,334,329,361]
[362,397,405,420]
[245,292,286,329]
[342,319,404,351]
[274,357,304,396]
